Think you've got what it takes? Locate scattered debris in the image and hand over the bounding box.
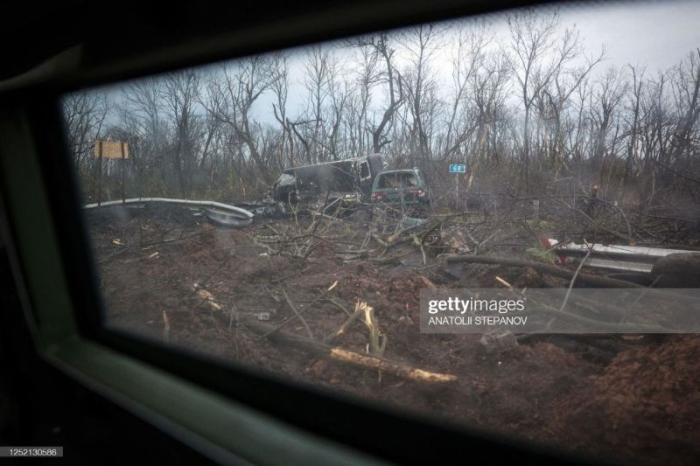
[554,240,700,274]
[479,329,518,354]
[206,208,254,228]
[162,310,170,343]
[445,253,644,288]
[87,197,700,466]
[193,284,223,311]
[361,301,387,357]
[240,308,456,384]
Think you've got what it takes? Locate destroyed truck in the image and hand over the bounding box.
[271,154,385,213]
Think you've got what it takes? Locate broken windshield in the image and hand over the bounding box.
[376,172,419,189]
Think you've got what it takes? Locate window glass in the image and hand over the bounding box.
[377,173,396,189]
[401,173,418,188]
[360,162,370,179]
[63,3,700,465]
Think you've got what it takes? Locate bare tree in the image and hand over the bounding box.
[507,10,593,189]
[64,12,700,212]
[442,23,489,158]
[203,56,282,184]
[63,92,108,175]
[270,53,295,169]
[356,33,405,154]
[589,67,627,180]
[162,70,202,197]
[401,25,441,164]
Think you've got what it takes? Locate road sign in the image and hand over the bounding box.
[94,139,130,206]
[449,163,467,174]
[94,140,129,159]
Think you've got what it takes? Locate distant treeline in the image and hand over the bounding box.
[63,10,700,211]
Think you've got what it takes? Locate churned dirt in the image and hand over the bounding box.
[86,205,700,466]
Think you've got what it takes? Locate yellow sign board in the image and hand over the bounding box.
[95,140,129,159]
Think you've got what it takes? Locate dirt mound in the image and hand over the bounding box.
[552,336,700,465]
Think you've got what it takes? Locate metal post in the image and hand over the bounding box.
[121,142,126,203]
[97,140,103,206]
[455,172,459,209]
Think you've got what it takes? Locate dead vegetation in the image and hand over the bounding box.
[87,201,700,466]
[64,9,700,463]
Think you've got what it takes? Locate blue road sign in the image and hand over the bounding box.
[449,163,467,173]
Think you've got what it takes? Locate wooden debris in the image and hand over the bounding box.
[193,284,223,311]
[239,314,457,384]
[162,310,170,343]
[360,301,386,357]
[325,306,363,343]
[189,284,457,383]
[282,288,313,339]
[494,276,513,288]
[329,348,456,383]
[445,254,644,288]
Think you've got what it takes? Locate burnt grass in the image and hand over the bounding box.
[86,204,700,466]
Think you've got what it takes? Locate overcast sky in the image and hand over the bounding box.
[556,0,700,70]
[245,0,700,122]
[93,0,700,128]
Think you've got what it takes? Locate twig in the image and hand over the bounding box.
[281,288,314,339]
[162,310,171,343]
[326,296,353,316]
[558,248,593,313]
[324,306,363,343]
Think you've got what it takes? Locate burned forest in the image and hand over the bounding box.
[66,6,700,466]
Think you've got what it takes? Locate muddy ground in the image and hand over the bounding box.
[86,205,700,466]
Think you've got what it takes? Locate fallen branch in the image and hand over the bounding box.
[193,285,224,310]
[329,348,456,383]
[282,288,314,339]
[558,248,593,313]
[495,276,674,332]
[162,310,171,343]
[444,254,644,288]
[187,273,456,383]
[325,305,363,343]
[526,292,675,332]
[238,317,457,383]
[265,282,339,338]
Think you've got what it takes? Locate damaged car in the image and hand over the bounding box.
[271,154,384,213]
[370,168,431,215]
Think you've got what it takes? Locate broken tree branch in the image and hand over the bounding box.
[324,306,363,344]
[240,318,457,383]
[281,288,314,339]
[444,254,644,288]
[558,248,593,313]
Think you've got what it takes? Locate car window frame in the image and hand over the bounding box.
[0,1,604,463]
